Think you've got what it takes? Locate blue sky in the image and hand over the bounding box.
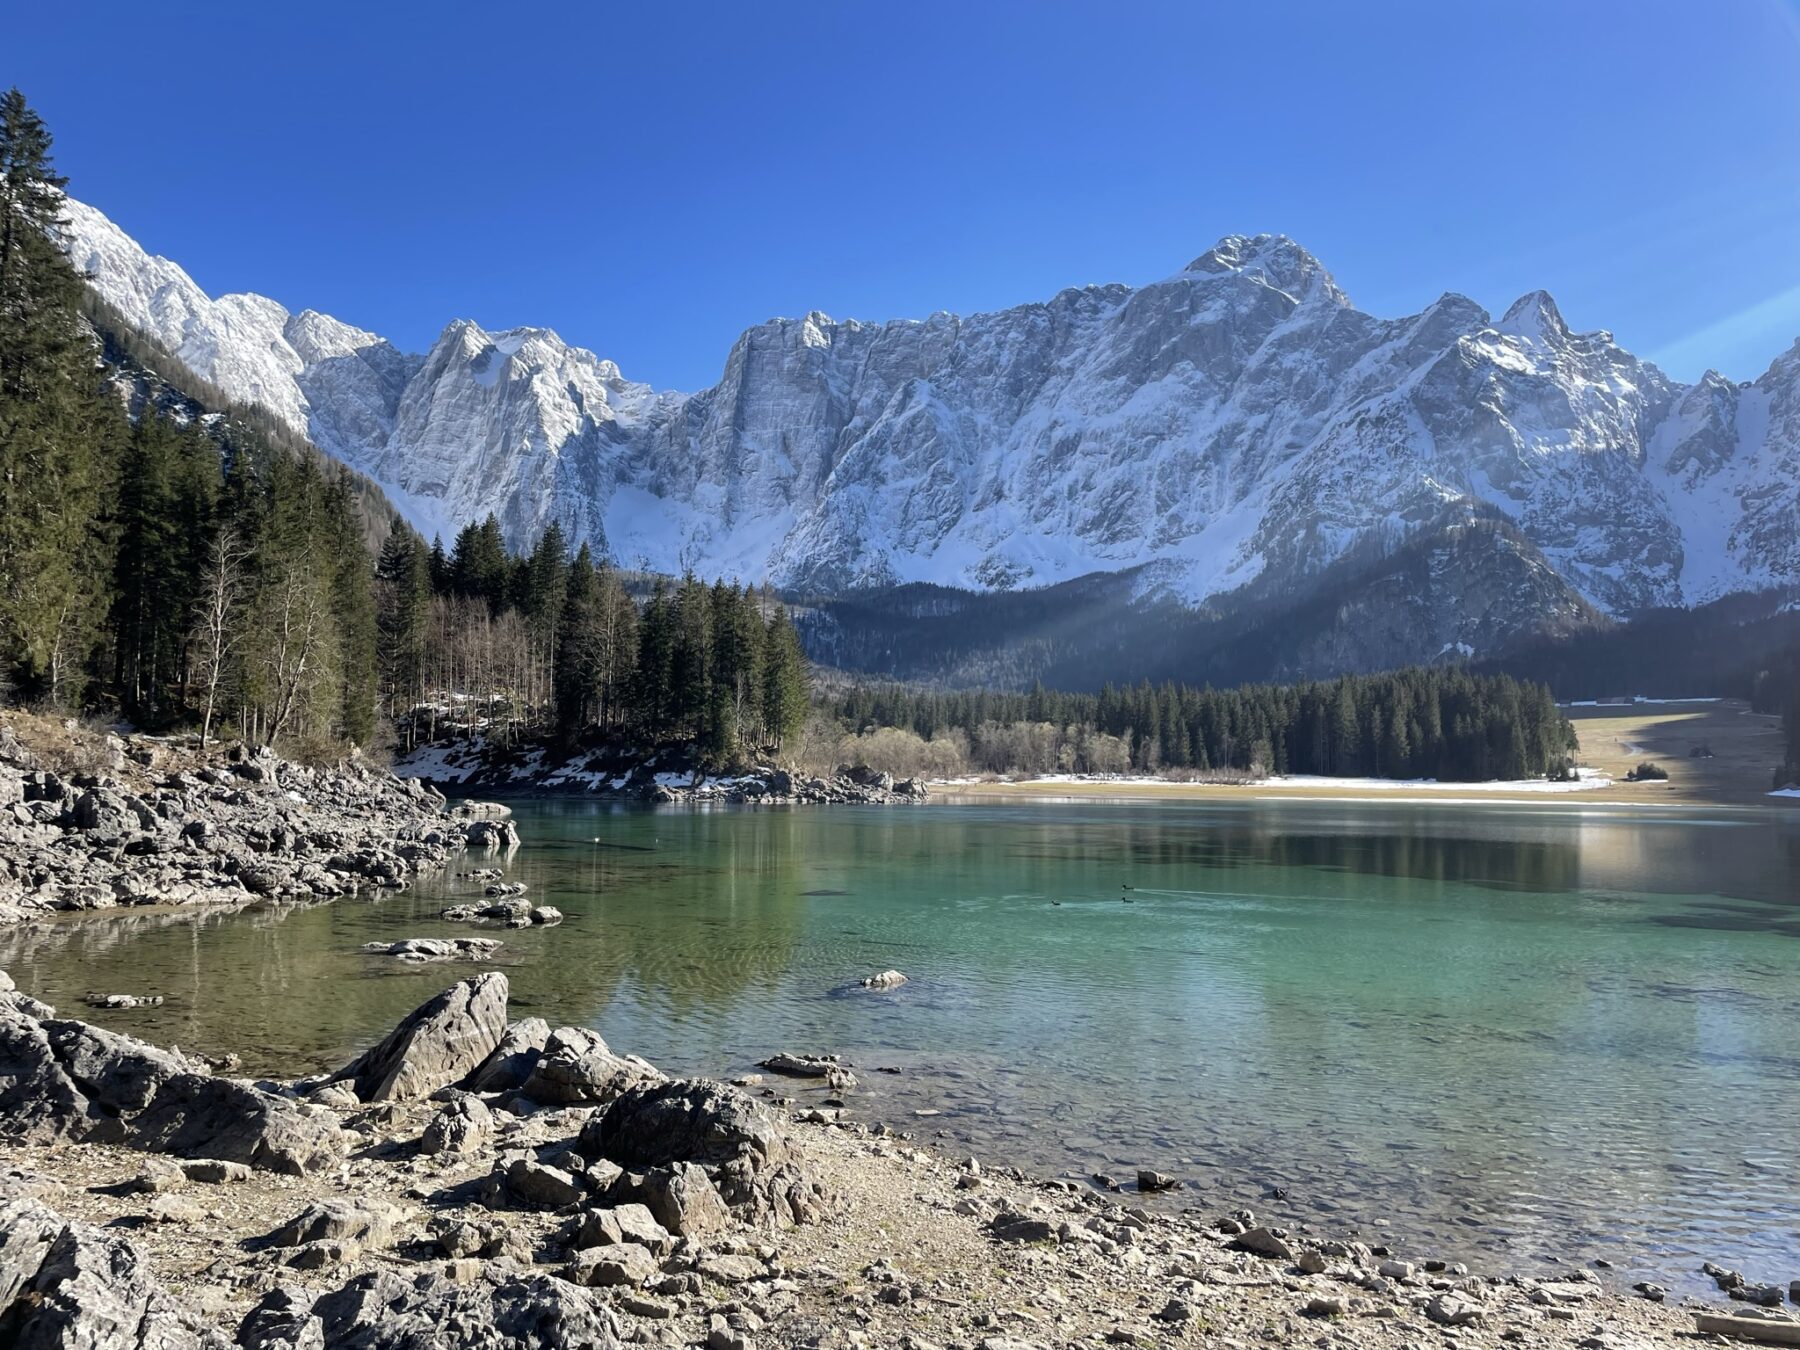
[14,1,1800,390]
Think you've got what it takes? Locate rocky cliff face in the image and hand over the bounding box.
[62,200,1800,647]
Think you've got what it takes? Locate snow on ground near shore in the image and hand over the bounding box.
[1771,788,1800,799]
[1558,696,1722,707]
[1263,771,1613,792]
[936,768,1614,792]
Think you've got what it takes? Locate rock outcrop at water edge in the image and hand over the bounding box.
[0,714,489,927]
[321,971,510,1103]
[0,986,346,1176]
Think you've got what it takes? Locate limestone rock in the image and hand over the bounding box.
[519,1026,659,1106]
[463,1017,550,1094]
[0,1197,213,1348]
[564,1241,659,1288]
[0,1005,344,1175]
[269,1199,399,1250]
[330,972,508,1102]
[420,1095,493,1156]
[360,937,502,962]
[238,1268,620,1349]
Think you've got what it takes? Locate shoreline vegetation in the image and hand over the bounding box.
[934,701,1796,809]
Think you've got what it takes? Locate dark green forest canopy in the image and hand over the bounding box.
[828,669,1580,782]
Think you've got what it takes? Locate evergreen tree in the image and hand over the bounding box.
[761,604,808,754]
[669,574,712,739]
[0,89,114,701]
[449,514,509,611]
[553,543,602,731]
[632,580,676,738]
[375,528,433,742]
[327,472,377,746]
[427,535,451,593]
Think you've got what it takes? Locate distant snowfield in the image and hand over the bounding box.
[1770,788,1800,799]
[1262,772,1613,793]
[1558,697,1722,708]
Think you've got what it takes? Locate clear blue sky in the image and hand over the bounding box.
[13,1,1800,390]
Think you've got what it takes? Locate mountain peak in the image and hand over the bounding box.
[1497,289,1568,342]
[1183,233,1348,306]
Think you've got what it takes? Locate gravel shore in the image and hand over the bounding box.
[0,967,1743,1349]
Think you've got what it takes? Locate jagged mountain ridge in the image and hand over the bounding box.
[62,199,1800,639]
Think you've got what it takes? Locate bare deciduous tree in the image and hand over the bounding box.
[190,528,249,749]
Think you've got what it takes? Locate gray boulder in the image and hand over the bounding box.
[584,1079,789,1174]
[0,1197,215,1348]
[563,1242,658,1288]
[420,1095,493,1156]
[268,1199,399,1250]
[584,1078,833,1227]
[503,1157,586,1211]
[238,1268,620,1350]
[631,1162,731,1237]
[520,1027,660,1106]
[574,1203,672,1254]
[464,819,520,851]
[0,1006,344,1175]
[330,972,508,1102]
[463,1017,550,1094]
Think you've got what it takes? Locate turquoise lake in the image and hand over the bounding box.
[7,797,1798,1296]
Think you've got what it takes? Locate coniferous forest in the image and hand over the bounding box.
[375,519,810,762]
[827,670,1579,783]
[0,90,809,766]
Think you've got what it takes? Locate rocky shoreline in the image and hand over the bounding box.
[0,957,1769,1350]
[0,716,513,928]
[395,738,929,806]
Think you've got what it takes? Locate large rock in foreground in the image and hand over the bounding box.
[589,1080,791,1174]
[239,1267,620,1349]
[0,1197,218,1348]
[329,972,509,1102]
[0,1001,345,1176]
[586,1080,834,1228]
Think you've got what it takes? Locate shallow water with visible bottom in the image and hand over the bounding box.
[8,798,1799,1297]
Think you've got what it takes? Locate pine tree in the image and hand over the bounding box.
[450,514,509,611]
[427,535,451,593]
[327,473,377,745]
[553,543,601,732]
[632,580,676,738]
[0,89,114,701]
[376,528,432,742]
[669,574,712,739]
[760,604,808,755]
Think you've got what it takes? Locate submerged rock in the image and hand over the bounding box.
[759,1052,846,1078]
[360,938,502,962]
[82,992,164,1009]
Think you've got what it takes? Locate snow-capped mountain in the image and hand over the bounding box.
[62,199,1800,629]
